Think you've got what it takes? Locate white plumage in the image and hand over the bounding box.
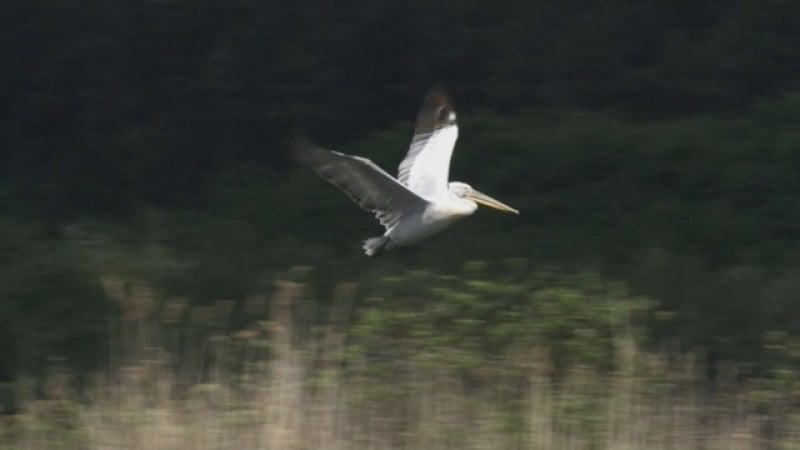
[294,86,518,256]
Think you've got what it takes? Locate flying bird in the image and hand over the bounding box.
[293,87,518,256]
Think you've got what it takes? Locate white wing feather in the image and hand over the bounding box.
[293,140,428,230]
[397,87,459,200]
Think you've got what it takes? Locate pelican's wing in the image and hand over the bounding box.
[397,86,459,199]
[293,139,428,230]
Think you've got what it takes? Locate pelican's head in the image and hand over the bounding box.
[448,182,519,215]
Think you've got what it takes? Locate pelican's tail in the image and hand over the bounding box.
[363,236,390,257]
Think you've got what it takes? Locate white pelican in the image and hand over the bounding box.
[294,87,519,256]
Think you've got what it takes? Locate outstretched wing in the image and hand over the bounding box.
[397,86,459,200]
[293,138,428,230]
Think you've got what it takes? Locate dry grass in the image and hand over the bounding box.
[3,274,800,450]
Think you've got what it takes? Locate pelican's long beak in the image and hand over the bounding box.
[466,190,519,215]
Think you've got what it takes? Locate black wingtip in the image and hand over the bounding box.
[425,84,452,110]
[286,133,321,165]
[415,85,456,133]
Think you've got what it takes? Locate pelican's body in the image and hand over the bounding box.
[294,87,518,256]
[383,186,475,246]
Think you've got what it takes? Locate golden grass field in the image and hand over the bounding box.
[3,275,799,450]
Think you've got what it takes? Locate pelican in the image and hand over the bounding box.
[293,86,518,256]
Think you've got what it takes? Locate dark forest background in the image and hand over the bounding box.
[2,0,800,393]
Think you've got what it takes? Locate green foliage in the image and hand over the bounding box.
[3,0,800,218]
[350,261,657,379]
[0,222,109,380]
[5,57,800,389]
[4,93,800,380]
[4,2,800,434]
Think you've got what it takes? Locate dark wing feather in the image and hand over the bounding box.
[292,138,428,230]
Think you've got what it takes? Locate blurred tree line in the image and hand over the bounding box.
[1,0,800,385]
[3,0,800,220]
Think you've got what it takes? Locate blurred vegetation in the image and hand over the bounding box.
[4,276,800,449]
[2,0,800,414]
[351,263,656,377]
